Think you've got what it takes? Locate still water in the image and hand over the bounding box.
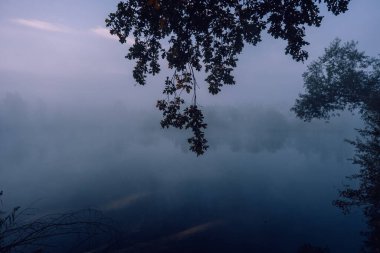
[0,96,365,252]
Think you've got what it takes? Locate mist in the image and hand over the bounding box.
[0,92,363,252]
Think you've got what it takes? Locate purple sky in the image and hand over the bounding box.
[0,0,379,110]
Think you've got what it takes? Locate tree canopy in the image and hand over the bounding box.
[106,0,351,155]
[292,39,380,121]
[292,39,380,252]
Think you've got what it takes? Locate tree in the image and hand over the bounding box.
[292,39,380,121]
[292,39,380,253]
[106,0,351,155]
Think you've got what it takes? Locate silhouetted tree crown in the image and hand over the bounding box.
[292,39,380,122]
[106,0,350,155]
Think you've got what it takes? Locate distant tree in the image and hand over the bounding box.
[106,0,351,155]
[292,39,380,121]
[292,39,380,253]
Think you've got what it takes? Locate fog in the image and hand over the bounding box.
[0,92,363,252]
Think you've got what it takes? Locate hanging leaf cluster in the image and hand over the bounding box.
[106,0,350,155]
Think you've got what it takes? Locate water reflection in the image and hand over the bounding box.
[296,244,330,253]
[101,193,150,211]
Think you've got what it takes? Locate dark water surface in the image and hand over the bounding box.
[0,98,365,252]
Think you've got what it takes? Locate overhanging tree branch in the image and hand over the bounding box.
[106,0,351,155]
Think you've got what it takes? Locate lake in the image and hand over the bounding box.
[0,97,365,252]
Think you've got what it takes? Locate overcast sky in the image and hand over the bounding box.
[1,0,379,111]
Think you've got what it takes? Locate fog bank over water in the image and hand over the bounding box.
[0,93,360,203]
[0,92,359,162]
[0,93,364,252]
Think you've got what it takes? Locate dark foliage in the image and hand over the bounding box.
[292,39,380,253]
[292,39,379,121]
[106,0,350,155]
